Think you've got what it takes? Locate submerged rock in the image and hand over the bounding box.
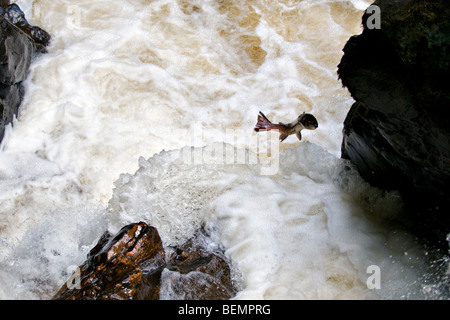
[161,230,237,300]
[0,1,50,142]
[53,222,237,300]
[338,0,450,247]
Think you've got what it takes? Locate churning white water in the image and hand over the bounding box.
[0,0,448,299]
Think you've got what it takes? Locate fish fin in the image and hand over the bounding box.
[279,133,289,142]
[296,131,302,141]
[255,111,279,132]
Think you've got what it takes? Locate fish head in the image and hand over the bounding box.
[298,113,318,130]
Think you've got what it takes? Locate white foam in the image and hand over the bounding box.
[104,143,431,299]
[0,206,106,299]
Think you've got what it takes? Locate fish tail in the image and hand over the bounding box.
[254,111,280,132]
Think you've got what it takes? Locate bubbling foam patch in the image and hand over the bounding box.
[106,142,432,299]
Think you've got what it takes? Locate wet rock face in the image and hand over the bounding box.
[338,0,450,247]
[0,2,50,50]
[54,222,166,300]
[53,222,237,300]
[0,1,50,142]
[161,233,237,300]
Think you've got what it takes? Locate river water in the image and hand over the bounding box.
[0,0,448,299]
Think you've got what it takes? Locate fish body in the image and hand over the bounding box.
[254,111,318,142]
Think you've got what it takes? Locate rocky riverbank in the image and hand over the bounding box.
[0,1,50,142]
[338,0,450,248]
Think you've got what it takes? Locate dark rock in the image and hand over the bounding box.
[162,229,237,300]
[0,3,50,49]
[0,82,22,141]
[338,0,450,247]
[53,223,237,300]
[53,222,166,300]
[0,3,50,143]
[0,18,35,85]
